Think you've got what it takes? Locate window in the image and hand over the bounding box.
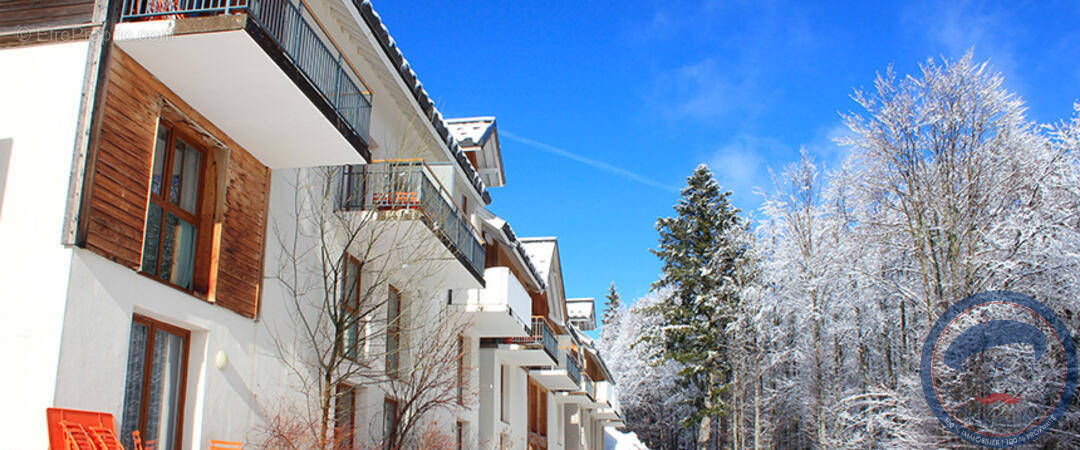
[334,384,355,450]
[141,120,206,291]
[500,365,509,423]
[457,335,465,405]
[383,397,398,450]
[527,379,546,437]
[120,316,189,450]
[386,286,401,376]
[342,255,363,361]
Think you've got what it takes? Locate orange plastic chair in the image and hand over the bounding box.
[89,425,124,449]
[46,407,122,450]
[132,430,144,450]
[209,440,242,450]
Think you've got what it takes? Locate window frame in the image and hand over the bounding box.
[386,285,402,377]
[334,383,356,450]
[126,314,191,450]
[457,335,465,405]
[456,421,465,450]
[342,254,364,361]
[500,365,509,423]
[141,118,209,293]
[383,396,399,450]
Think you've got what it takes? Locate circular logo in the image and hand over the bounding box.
[921,291,1078,447]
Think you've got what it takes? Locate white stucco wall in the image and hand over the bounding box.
[56,250,267,448]
[478,348,530,449]
[0,40,90,449]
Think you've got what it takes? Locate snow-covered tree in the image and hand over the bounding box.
[649,164,749,448]
[600,281,623,344]
[600,291,696,449]
[615,52,1080,448]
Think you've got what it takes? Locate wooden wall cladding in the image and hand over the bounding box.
[0,0,96,34]
[85,46,270,319]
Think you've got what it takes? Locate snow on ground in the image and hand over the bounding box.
[605,427,648,449]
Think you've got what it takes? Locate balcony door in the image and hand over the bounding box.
[120,315,190,450]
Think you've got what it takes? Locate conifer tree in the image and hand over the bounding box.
[601,282,622,327]
[649,164,746,448]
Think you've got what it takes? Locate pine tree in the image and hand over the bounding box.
[602,282,622,326]
[599,282,623,346]
[649,164,746,449]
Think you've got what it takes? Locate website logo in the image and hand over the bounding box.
[920,291,1078,447]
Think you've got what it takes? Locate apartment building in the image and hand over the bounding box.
[0,0,621,448]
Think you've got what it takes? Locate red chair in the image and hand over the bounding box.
[46,407,123,450]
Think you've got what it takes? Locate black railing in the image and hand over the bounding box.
[565,353,582,386]
[583,373,595,399]
[524,317,558,362]
[339,162,485,277]
[120,0,372,145]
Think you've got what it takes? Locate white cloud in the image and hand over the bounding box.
[703,120,851,214]
[654,58,768,122]
[705,135,775,211]
[903,1,1023,91]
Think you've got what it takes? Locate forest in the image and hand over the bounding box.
[599,53,1080,449]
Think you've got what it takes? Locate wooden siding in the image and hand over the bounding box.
[84,46,270,319]
[0,0,96,34]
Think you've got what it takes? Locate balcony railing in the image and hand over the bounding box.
[120,0,373,145]
[565,353,582,386]
[506,316,558,362]
[339,162,485,277]
[583,373,595,400]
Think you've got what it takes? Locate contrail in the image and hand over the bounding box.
[501,131,679,192]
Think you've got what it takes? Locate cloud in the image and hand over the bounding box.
[654,58,769,122]
[903,1,1023,90]
[705,136,774,211]
[500,131,680,192]
[704,121,851,214]
[641,0,815,124]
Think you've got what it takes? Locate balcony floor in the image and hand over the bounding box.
[115,17,367,168]
[465,307,530,338]
[496,345,556,367]
[357,214,484,290]
[528,368,579,392]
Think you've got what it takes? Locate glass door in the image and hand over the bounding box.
[120,316,190,450]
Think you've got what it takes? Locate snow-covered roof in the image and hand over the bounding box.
[479,215,546,291]
[520,237,557,281]
[446,116,504,188]
[567,298,596,330]
[446,117,496,147]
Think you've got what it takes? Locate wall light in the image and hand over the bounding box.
[216,350,228,370]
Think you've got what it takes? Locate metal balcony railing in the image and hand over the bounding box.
[120,0,372,145]
[339,162,485,277]
[565,352,582,386]
[583,373,595,400]
[515,316,558,362]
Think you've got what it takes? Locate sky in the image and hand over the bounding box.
[373,1,1080,327]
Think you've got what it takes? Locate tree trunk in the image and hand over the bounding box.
[699,374,713,450]
[753,374,761,450]
[733,369,740,450]
[320,376,332,448]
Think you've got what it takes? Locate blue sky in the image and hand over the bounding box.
[374,1,1080,324]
